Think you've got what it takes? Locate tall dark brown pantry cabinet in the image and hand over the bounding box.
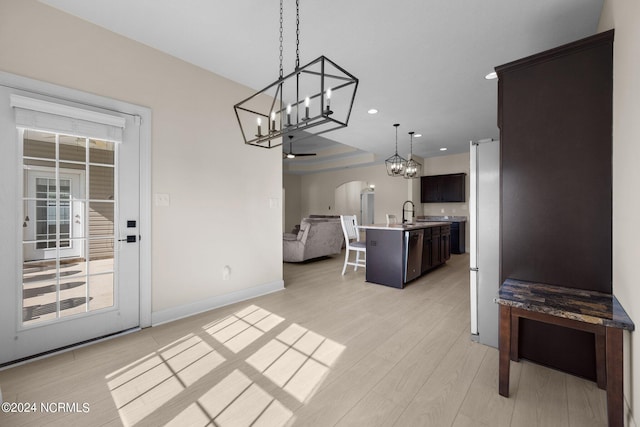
[497,30,613,381]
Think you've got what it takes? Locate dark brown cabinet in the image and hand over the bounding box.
[497,30,613,381]
[430,226,441,266]
[422,225,450,269]
[420,173,466,203]
[440,225,451,262]
[450,221,465,254]
[421,227,433,273]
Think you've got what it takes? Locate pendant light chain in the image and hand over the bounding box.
[395,124,399,153]
[279,0,284,79]
[295,0,300,69]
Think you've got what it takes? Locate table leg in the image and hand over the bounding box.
[510,314,520,361]
[499,305,511,397]
[606,328,624,427]
[595,328,606,390]
[606,327,623,427]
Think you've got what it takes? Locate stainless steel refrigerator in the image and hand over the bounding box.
[469,139,500,348]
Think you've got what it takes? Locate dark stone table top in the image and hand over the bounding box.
[495,278,635,331]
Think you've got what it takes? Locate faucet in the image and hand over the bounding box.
[402,200,415,224]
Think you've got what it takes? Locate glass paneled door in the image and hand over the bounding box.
[0,88,141,365]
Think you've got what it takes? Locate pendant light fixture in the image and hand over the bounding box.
[385,124,408,177]
[234,0,359,148]
[404,131,422,179]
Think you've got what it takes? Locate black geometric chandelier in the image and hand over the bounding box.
[404,131,422,179]
[234,0,359,148]
[385,124,408,177]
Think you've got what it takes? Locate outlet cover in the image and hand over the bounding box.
[155,193,170,207]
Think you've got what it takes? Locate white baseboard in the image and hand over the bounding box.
[151,280,285,326]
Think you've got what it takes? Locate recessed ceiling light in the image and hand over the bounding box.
[414,133,422,137]
[440,147,447,151]
[367,109,378,114]
[485,71,498,80]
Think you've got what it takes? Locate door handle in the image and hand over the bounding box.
[118,235,137,243]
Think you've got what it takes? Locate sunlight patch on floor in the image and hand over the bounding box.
[204,305,285,353]
[165,369,294,427]
[106,305,345,426]
[247,324,346,403]
[106,333,224,426]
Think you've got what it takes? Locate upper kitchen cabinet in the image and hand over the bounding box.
[421,173,466,203]
[498,30,613,293]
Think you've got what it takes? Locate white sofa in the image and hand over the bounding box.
[283,217,344,262]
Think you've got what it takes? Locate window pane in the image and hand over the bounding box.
[23,130,55,160]
[24,158,56,170]
[23,278,59,325]
[59,163,87,197]
[90,139,114,165]
[22,241,58,325]
[60,179,71,201]
[89,273,113,311]
[60,258,87,280]
[59,134,86,162]
[89,238,114,274]
[59,277,87,319]
[89,202,114,237]
[89,165,114,200]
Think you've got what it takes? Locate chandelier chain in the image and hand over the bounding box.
[296,0,300,69]
[279,0,284,78]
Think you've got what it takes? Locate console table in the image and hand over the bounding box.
[495,278,634,427]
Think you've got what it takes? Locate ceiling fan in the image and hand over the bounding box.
[283,135,316,159]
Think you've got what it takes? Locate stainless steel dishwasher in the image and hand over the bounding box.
[404,229,423,283]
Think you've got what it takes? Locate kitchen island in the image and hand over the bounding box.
[359,222,451,288]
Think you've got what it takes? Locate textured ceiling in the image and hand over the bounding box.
[41,0,604,172]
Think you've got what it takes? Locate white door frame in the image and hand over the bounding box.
[0,71,152,333]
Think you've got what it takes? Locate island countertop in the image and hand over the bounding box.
[359,221,450,231]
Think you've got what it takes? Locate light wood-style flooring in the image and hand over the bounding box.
[0,252,607,426]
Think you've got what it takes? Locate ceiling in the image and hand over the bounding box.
[40,0,604,173]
